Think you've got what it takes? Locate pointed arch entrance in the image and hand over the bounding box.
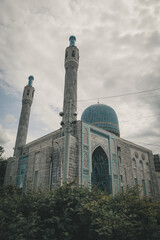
[91,146,111,194]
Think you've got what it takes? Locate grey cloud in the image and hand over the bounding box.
[132,129,160,138]
[123,124,160,143]
[149,98,160,114]
[147,31,160,48]
[50,105,61,113]
[1,0,160,156]
[4,114,17,123]
[0,125,9,145]
[140,73,160,88]
[116,32,146,48]
[137,0,160,7]
[152,116,160,129]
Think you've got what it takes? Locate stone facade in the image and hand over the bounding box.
[154,154,160,172]
[5,120,160,200]
[4,37,160,200]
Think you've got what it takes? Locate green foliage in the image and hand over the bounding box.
[0,146,7,186]
[0,184,160,240]
[0,146,5,158]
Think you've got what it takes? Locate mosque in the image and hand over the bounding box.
[5,36,160,200]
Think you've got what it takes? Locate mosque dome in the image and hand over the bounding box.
[81,104,120,137]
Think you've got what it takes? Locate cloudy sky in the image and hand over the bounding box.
[0,0,160,157]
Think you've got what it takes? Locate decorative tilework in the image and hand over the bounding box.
[17,156,29,189]
[81,123,91,188]
[83,153,88,168]
[81,104,120,136]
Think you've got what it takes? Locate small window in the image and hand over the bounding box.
[72,50,75,57]
[142,179,146,195]
[117,146,121,152]
[139,160,143,170]
[34,171,38,189]
[134,178,138,185]
[133,168,137,178]
[9,176,12,184]
[19,169,25,188]
[146,162,149,171]
[141,153,145,160]
[120,175,123,182]
[114,175,118,180]
[148,180,152,195]
[132,158,136,168]
[134,151,139,158]
[27,90,30,96]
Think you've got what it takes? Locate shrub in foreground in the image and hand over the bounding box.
[0,184,160,240]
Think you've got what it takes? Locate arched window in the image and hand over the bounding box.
[132,158,136,168]
[139,160,144,179]
[146,162,149,171]
[91,146,111,194]
[148,180,152,195]
[33,152,41,189]
[19,169,25,188]
[139,160,143,170]
[72,50,75,57]
[142,179,146,195]
[132,158,137,181]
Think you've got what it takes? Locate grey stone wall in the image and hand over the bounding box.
[75,121,82,184]
[5,119,160,201]
[155,172,160,200]
[26,147,51,190]
[149,152,160,200]
[116,138,159,200]
[117,139,135,191]
[51,137,64,189]
[25,129,63,190]
[4,157,17,185]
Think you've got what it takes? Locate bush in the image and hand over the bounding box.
[0,184,160,240]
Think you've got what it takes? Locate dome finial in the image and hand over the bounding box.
[69,35,76,46]
[28,75,34,86]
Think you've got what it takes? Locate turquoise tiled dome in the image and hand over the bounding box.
[81,104,120,136]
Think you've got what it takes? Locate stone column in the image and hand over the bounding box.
[62,36,79,125]
[61,36,79,182]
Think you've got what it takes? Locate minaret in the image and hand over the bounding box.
[60,36,79,182]
[61,35,79,125]
[14,76,35,157]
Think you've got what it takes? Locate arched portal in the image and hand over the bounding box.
[91,146,111,194]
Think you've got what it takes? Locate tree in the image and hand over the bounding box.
[0,146,7,186]
[0,184,160,240]
[0,146,4,158]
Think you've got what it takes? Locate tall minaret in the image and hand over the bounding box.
[14,76,35,157]
[61,36,79,125]
[60,36,79,182]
